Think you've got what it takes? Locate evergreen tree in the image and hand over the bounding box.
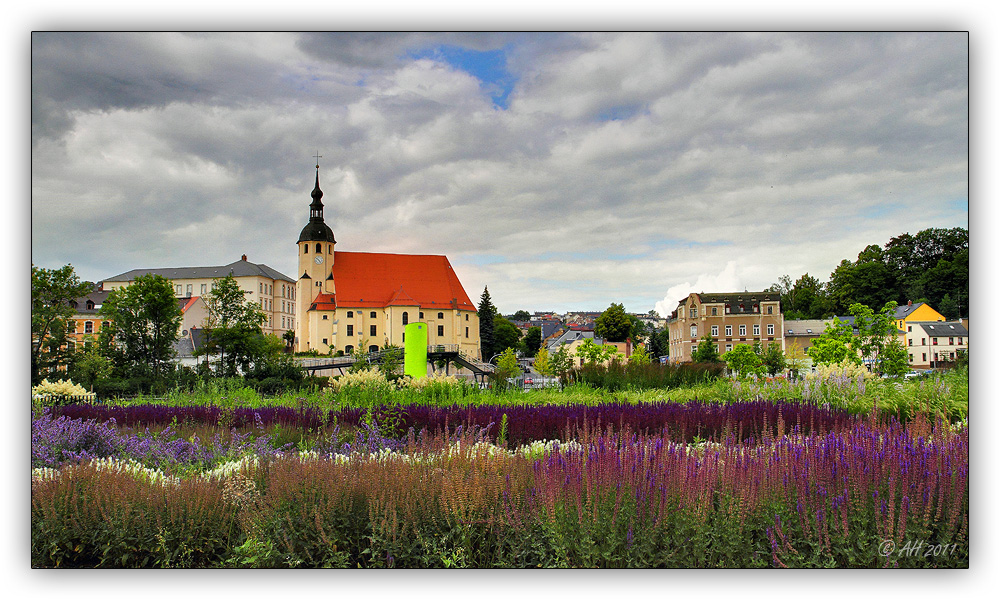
[478,286,498,360]
[523,326,542,357]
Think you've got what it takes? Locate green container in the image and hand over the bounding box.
[404,322,428,379]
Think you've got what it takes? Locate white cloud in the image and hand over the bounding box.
[654,261,743,317]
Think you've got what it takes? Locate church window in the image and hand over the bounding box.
[420,312,424,319]
[466,327,469,338]
[370,325,377,336]
[322,338,328,345]
[329,245,333,254]
[347,325,353,336]
[402,312,409,325]
[438,325,444,336]
[370,312,376,318]
[316,243,322,253]
[347,311,353,318]
[438,312,444,319]
[345,345,353,354]
[369,345,379,353]
[323,315,328,320]
[304,245,308,253]
[465,314,469,321]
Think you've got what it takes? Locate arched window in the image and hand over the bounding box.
[86,300,95,310]
[304,245,308,253]
[369,345,379,353]
[329,244,333,254]
[690,324,697,338]
[84,321,93,334]
[347,311,353,318]
[437,312,444,319]
[402,312,409,325]
[345,345,354,354]
[316,243,321,253]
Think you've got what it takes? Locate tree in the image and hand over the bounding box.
[550,345,575,385]
[628,344,652,366]
[478,287,498,361]
[31,264,93,384]
[575,338,621,366]
[378,344,404,378]
[533,346,553,377]
[492,347,521,390]
[848,301,906,376]
[98,274,182,380]
[282,329,295,351]
[647,329,670,359]
[807,318,858,367]
[492,315,522,356]
[594,302,633,342]
[511,310,531,321]
[690,334,721,363]
[68,345,113,392]
[202,275,268,377]
[759,342,787,376]
[523,326,542,357]
[722,344,765,379]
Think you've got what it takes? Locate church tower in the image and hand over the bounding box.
[295,162,336,351]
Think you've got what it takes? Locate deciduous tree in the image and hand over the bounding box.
[202,274,267,377]
[595,302,633,342]
[98,274,182,380]
[31,264,93,384]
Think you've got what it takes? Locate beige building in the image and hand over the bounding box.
[667,291,784,362]
[294,166,481,358]
[101,256,296,339]
[905,321,968,368]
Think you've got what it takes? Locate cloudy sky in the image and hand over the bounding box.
[30,31,969,316]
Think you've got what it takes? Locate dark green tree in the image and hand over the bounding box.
[478,286,498,361]
[690,334,721,363]
[511,310,531,321]
[523,326,542,357]
[759,342,787,376]
[98,274,182,380]
[31,264,93,384]
[647,329,670,359]
[492,315,522,356]
[594,302,633,342]
[202,274,268,377]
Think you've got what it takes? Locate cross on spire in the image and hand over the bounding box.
[314,151,322,169]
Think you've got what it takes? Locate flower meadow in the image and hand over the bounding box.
[31,385,968,568]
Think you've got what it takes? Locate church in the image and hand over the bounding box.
[294,165,481,359]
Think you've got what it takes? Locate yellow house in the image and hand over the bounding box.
[894,301,945,332]
[294,166,481,359]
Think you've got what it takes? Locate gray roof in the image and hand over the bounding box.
[914,321,968,337]
[68,290,111,315]
[894,302,927,320]
[783,319,833,336]
[103,259,294,284]
[546,329,606,352]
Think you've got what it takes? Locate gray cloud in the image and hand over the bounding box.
[31,32,968,314]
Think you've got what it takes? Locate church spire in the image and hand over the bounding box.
[297,156,336,244]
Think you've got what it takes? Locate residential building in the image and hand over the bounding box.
[905,321,968,368]
[294,166,481,358]
[102,256,296,339]
[667,291,784,362]
[894,301,945,332]
[783,319,834,355]
[64,289,111,352]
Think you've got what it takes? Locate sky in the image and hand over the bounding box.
[30,31,969,317]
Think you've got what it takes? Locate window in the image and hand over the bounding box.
[922,353,927,361]
[346,325,353,336]
[949,337,954,345]
[370,325,377,336]
[419,312,424,319]
[909,354,913,362]
[725,306,731,314]
[370,312,377,318]
[958,338,963,345]
[726,344,733,352]
[282,317,285,328]
[767,324,774,336]
[304,245,308,253]
[322,338,328,345]
[950,352,955,360]
[465,327,469,338]
[201,283,207,294]
[767,306,773,315]
[711,325,719,336]
[739,325,746,336]
[690,324,697,337]
[322,315,328,320]
[908,339,913,346]
[259,283,263,293]
[175,285,182,295]
[438,325,444,336]
[907,325,912,332]
[347,311,353,318]
[402,312,409,325]
[369,345,379,353]
[753,304,759,313]
[186,284,192,297]
[345,345,353,354]
[689,307,697,318]
[725,325,732,336]
[465,314,469,321]
[921,338,925,345]
[316,243,322,253]
[438,312,444,319]
[753,324,760,336]
[84,321,93,334]
[932,338,938,345]
[711,307,717,316]
[86,300,95,310]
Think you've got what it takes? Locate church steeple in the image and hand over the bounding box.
[297,161,336,244]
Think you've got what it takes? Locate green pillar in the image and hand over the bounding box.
[404,322,428,378]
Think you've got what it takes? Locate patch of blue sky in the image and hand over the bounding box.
[596,104,646,122]
[409,45,517,109]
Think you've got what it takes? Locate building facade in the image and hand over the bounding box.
[294,166,481,358]
[101,257,296,339]
[667,291,784,362]
[905,321,968,368]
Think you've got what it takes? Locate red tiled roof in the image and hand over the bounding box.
[319,252,475,311]
[310,293,337,311]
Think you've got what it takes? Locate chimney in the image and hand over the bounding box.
[908,300,912,306]
[241,254,247,261]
